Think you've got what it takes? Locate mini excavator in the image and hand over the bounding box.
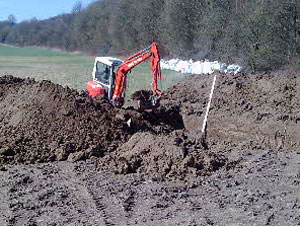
[85,42,162,110]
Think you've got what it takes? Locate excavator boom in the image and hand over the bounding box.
[112,43,162,108]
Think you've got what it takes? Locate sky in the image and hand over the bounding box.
[0,0,94,22]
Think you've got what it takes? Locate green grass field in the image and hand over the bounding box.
[0,44,186,104]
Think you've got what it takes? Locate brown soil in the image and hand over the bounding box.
[99,69,300,181]
[131,90,153,101]
[0,69,300,225]
[0,76,180,166]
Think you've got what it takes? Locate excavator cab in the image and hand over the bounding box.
[86,57,123,100]
[95,62,110,84]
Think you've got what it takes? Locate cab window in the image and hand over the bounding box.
[95,62,110,84]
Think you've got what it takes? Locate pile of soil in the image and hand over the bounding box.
[1,69,300,180]
[0,75,179,166]
[101,69,300,179]
[212,70,300,147]
[1,70,300,225]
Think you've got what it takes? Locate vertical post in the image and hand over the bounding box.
[202,74,217,133]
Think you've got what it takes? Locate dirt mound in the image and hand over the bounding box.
[101,70,300,179]
[208,70,300,149]
[1,70,300,225]
[1,69,300,180]
[101,131,226,180]
[160,70,300,150]
[0,75,179,166]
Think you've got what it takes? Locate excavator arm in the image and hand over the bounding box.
[111,42,162,108]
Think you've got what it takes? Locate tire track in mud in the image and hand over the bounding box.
[122,191,136,217]
[76,166,145,226]
[58,162,108,226]
[1,162,134,226]
[82,179,130,226]
[5,169,40,226]
[2,163,110,226]
[90,197,117,226]
[67,163,130,226]
[0,169,11,226]
[67,173,118,226]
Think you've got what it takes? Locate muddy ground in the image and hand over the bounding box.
[0,69,300,225]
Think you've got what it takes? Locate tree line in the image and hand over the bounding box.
[0,0,299,71]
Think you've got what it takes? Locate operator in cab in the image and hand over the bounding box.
[95,63,110,85]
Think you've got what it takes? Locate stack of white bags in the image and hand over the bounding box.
[161,59,241,75]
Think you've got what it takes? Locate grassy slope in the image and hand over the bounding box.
[0,44,186,103]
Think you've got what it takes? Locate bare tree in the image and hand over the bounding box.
[7,14,16,26]
[72,1,83,14]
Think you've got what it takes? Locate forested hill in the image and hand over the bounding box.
[0,0,300,71]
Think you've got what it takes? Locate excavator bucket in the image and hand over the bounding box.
[131,90,160,111]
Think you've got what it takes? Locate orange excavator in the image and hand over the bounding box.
[85,42,162,110]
